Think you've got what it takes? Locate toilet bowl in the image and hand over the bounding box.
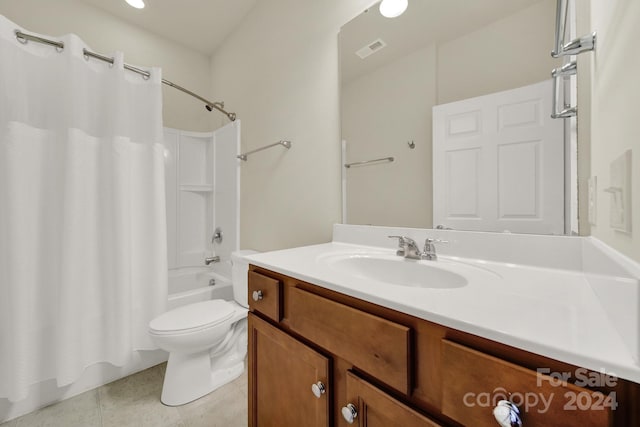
[148,250,257,406]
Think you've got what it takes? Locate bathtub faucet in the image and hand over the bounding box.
[204,256,220,265]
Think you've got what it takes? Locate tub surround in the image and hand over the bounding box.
[168,265,233,310]
[245,224,640,384]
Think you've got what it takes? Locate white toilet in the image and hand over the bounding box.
[148,250,257,406]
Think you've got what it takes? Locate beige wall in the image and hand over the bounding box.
[0,0,214,131]
[437,0,559,104]
[210,0,374,251]
[342,45,437,228]
[585,0,640,262]
[6,0,638,260]
[217,0,563,251]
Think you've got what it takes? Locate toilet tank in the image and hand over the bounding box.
[231,250,259,308]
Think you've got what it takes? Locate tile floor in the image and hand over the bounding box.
[0,363,248,427]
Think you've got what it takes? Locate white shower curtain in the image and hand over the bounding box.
[0,16,168,402]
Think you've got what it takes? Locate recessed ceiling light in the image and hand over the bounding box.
[125,0,145,9]
[379,0,408,18]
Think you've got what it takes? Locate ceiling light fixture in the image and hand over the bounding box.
[379,0,408,18]
[125,0,145,9]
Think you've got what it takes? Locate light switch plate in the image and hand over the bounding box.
[588,176,597,226]
[605,150,632,233]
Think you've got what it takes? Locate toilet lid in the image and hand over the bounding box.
[149,300,235,334]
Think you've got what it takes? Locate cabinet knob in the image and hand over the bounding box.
[341,403,358,424]
[493,400,522,427]
[311,381,326,398]
[252,290,263,301]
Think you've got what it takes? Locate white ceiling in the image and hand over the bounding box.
[79,0,257,55]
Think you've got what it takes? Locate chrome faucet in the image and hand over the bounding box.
[422,238,448,261]
[422,239,438,261]
[388,236,448,261]
[205,256,220,265]
[388,236,422,260]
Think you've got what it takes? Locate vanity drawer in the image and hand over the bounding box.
[248,270,282,322]
[288,286,411,394]
[441,340,612,427]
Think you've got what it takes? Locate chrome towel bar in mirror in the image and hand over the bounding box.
[344,156,394,168]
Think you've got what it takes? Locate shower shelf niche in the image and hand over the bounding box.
[162,122,240,272]
[179,184,214,192]
[164,128,216,268]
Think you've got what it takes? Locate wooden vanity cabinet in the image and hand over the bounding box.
[248,314,330,427]
[248,266,640,427]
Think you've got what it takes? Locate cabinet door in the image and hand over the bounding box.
[248,313,330,427]
[341,372,443,427]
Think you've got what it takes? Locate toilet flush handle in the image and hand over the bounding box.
[252,290,263,302]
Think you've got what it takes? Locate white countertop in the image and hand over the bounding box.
[245,226,640,385]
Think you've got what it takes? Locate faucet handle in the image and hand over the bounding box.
[423,238,448,256]
[425,238,449,244]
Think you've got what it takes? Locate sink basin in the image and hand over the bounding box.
[322,254,468,289]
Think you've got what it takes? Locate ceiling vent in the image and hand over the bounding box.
[355,38,387,59]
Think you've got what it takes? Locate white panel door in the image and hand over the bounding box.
[433,80,565,234]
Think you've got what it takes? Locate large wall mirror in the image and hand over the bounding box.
[340,0,578,235]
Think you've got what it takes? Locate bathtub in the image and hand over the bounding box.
[168,263,234,310]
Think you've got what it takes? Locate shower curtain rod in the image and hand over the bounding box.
[14,30,237,122]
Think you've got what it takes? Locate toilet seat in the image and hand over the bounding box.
[149,300,235,335]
